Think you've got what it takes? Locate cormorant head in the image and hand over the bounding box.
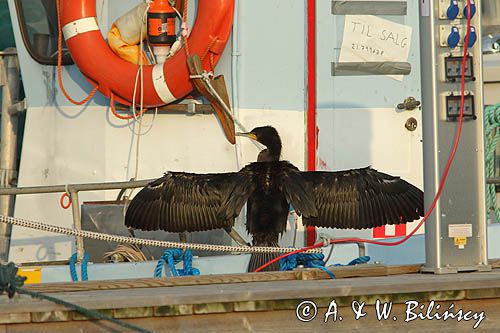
[236,126,282,161]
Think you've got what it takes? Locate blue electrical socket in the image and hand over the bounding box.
[463,0,476,19]
[467,26,477,48]
[447,0,459,20]
[447,26,460,49]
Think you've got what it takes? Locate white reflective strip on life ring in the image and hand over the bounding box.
[152,64,176,104]
[62,17,99,41]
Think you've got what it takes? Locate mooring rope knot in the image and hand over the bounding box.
[280,253,371,279]
[0,262,26,298]
[154,248,200,278]
[280,252,336,279]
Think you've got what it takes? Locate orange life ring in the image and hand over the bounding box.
[61,0,234,107]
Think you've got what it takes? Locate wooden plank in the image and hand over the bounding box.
[26,264,399,294]
[25,270,307,293]
[301,264,388,280]
[115,103,214,114]
[21,264,417,294]
[385,264,422,275]
[489,259,500,269]
[0,298,496,332]
[3,270,500,315]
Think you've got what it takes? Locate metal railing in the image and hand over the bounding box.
[0,179,155,261]
[487,178,500,184]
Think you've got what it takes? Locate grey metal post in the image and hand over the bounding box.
[420,1,490,273]
[0,49,20,262]
[68,187,84,262]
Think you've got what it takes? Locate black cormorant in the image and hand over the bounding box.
[125,126,424,271]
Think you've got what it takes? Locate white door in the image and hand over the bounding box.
[315,0,423,247]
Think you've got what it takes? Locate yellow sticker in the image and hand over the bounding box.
[18,267,42,284]
[454,237,467,248]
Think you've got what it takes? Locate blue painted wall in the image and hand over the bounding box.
[236,0,306,111]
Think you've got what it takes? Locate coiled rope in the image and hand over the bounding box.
[279,253,370,279]
[485,104,500,223]
[154,249,200,277]
[0,215,321,254]
[0,262,150,333]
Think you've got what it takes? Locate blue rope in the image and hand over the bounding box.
[280,252,336,279]
[154,249,200,278]
[69,252,89,282]
[333,255,371,266]
[69,253,78,282]
[81,252,89,281]
[280,253,370,279]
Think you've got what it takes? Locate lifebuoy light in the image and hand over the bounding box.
[147,0,177,63]
[61,0,234,107]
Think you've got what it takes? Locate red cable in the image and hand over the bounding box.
[306,0,317,246]
[56,0,98,105]
[255,1,473,272]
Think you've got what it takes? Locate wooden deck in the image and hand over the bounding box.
[0,265,499,332]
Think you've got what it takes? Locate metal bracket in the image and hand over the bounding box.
[327,239,366,258]
[187,103,197,115]
[0,65,4,87]
[8,99,27,115]
[397,96,421,111]
[0,169,18,188]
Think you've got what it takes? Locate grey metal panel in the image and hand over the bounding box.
[81,202,233,263]
[331,61,411,76]
[332,0,407,15]
[419,0,489,273]
[41,255,251,282]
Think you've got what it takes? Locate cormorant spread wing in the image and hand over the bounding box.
[125,126,424,273]
[125,169,255,233]
[283,167,423,229]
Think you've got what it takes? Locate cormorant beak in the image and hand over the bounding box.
[235,132,258,141]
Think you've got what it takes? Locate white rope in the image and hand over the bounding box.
[0,215,321,254]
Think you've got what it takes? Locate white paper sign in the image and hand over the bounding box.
[448,224,473,238]
[339,15,413,81]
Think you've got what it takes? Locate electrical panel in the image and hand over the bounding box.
[445,92,475,119]
[444,55,474,81]
[435,0,479,122]
[420,0,488,273]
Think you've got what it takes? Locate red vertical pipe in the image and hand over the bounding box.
[306,0,316,246]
